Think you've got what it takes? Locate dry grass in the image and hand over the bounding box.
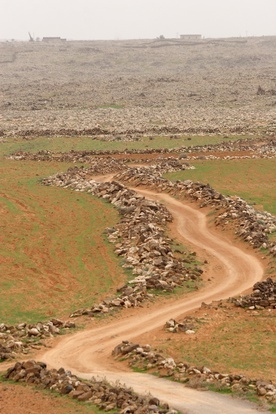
[154,303,276,382]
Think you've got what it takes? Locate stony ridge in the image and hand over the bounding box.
[7,137,276,161]
[112,341,276,404]
[5,360,176,414]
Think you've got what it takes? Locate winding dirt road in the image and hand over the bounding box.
[41,188,266,414]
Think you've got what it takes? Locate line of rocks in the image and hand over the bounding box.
[7,151,195,173]
[112,341,276,404]
[9,151,129,169]
[6,137,276,160]
[42,172,202,318]
[232,278,276,309]
[128,159,194,174]
[0,125,263,138]
[5,360,177,414]
[187,153,276,161]
[179,137,276,157]
[115,167,276,254]
[0,319,75,361]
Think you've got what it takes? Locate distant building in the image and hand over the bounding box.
[180,34,202,41]
[42,37,66,42]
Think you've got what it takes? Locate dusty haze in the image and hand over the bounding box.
[0,0,276,41]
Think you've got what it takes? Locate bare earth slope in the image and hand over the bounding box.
[40,189,266,414]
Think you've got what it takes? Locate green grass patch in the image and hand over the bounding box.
[97,103,125,109]
[131,365,147,374]
[0,159,127,324]
[203,383,233,394]
[1,135,258,156]
[165,158,276,216]
[0,196,21,214]
[149,279,200,298]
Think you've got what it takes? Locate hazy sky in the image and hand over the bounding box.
[0,0,275,41]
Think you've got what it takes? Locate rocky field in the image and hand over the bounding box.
[0,36,275,414]
[0,36,275,138]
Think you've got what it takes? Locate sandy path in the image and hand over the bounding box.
[40,188,266,414]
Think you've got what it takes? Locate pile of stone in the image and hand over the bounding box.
[165,316,197,334]
[0,319,75,361]
[112,341,276,403]
[116,167,276,254]
[5,360,176,414]
[43,172,202,318]
[69,286,151,318]
[233,278,276,309]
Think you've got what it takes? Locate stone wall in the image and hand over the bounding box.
[113,341,276,404]
[233,278,276,309]
[5,360,176,414]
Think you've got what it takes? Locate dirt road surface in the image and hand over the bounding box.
[40,189,267,414]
